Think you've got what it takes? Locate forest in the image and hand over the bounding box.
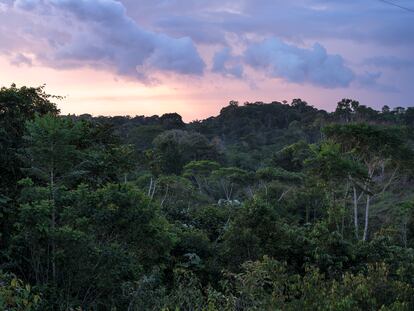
[1,84,414,310]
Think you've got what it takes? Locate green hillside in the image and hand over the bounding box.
[1,84,414,310]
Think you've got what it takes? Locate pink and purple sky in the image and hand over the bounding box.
[1,0,413,121]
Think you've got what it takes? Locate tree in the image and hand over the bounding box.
[183,160,220,193]
[334,99,358,123]
[2,86,414,309]
[404,107,414,127]
[0,84,58,191]
[306,142,368,238]
[19,114,82,284]
[80,143,136,185]
[0,272,41,311]
[227,256,414,310]
[152,130,220,175]
[12,181,176,309]
[272,140,311,172]
[324,124,414,241]
[160,113,185,129]
[0,85,59,251]
[254,166,304,207]
[210,167,251,201]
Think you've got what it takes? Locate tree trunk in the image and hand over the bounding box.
[160,184,169,207]
[353,186,359,239]
[148,177,153,197]
[147,177,157,200]
[403,218,408,248]
[195,176,202,193]
[363,194,370,241]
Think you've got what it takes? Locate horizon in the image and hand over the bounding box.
[1,0,414,121]
[51,96,400,123]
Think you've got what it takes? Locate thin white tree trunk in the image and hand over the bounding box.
[363,194,370,241]
[147,177,157,200]
[150,180,156,199]
[148,177,153,197]
[402,217,408,248]
[160,184,169,207]
[278,188,292,202]
[353,186,359,239]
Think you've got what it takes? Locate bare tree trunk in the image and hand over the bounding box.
[160,184,169,207]
[403,218,408,248]
[150,180,156,199]
[221,180,231,201]
[278,188,291,202]
[195,176,202,193]
[353,186,359,239]
[148,177,153,197]
[147,177,157,200]
[342,182,349,238]
[362,165,375,242]
[363,194,370,241]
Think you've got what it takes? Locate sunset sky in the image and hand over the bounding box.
[1,0,413,121]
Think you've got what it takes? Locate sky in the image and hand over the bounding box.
[0,0,413,121]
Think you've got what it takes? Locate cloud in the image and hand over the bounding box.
[357,71,382,86]
[356,71,398,93]
[363,56,414,70]
[12,0,205,80]
[155,16,227,44]
[0,2,8,12]
[212,47,243,78]
[1,0,412,96]
[124,0,414,48]
[10,52,32,66]
[244,38,354,88]
[14,0,38,10]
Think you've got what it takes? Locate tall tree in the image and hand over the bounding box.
[20,114,82,283]
[0,84,58,195]
[0,85,59,264]
[324,124,414,241]
[306,142,368,237]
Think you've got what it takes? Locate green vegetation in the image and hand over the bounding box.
[1,85,414,310]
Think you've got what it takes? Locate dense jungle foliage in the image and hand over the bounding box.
[1,84,414,310]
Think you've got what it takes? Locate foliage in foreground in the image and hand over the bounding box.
[1,85,414,310]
